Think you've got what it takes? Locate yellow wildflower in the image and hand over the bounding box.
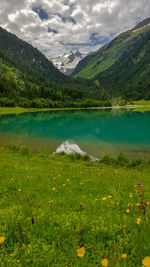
[0,236,6,244]
[52,188,56,191]
[136,203,140,206]
[121,254,127,259]
[77,247,85,257]
[137,218,141,225]
[142,256,150,267]
[62,184,66,187]
[107,196,112,199]
[129,193,133,198]
[101,258,108,266]
[147,202,150,205]
[18,189,22,192]
[126,209,130,214]
[102,197,107,201]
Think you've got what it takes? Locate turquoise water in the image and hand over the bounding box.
[0,109,150,157]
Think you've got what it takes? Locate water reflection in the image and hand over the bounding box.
[0,109,150,145]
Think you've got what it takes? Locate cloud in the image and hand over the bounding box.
[0,0,150,57]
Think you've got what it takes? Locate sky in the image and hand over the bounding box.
[0,0,150,58]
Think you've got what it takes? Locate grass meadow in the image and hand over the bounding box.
[0,147,150,266]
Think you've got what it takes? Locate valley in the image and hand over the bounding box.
[0,13,150,267]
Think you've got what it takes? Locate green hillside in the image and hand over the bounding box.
[72,18,150,100]
[95,29,150,100]
[0,27,67,83]
[1,18,150,106]
[73,18,150,80]
[0,27,107,108]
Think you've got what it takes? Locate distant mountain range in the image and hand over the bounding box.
[50,51,90,75]
[0,27,100,108]
[0,17,150,107]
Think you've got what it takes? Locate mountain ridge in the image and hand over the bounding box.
[0,27,67,83]
[0,17,150,107]
[0,26,107,108]
[72,17,150,80]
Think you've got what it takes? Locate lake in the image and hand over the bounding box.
[0,109,150,158]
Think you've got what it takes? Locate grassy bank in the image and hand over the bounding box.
[132,100,150,105]
[0,147,150,266]
[1,104,150,115]
[0,107,86,115]
[130,101,150,112]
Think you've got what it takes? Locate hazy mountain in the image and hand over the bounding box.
[50,51,89,75]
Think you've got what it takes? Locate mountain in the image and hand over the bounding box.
[0,27,107,108]
[1,17,150,107]
[0,27,71,84]
[0,26,75,107]
[73,18,150,80]
[72,18,150,99]
[50,51,88,75]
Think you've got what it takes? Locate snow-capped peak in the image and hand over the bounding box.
[63,51,74,58]
[49,51,88,75]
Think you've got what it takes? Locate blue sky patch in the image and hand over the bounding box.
[33,6,49,20]
[90,33,110,46]
[48,27,58,34]
[56,13,76,24]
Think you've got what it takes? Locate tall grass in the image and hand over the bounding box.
[0,147,150,266]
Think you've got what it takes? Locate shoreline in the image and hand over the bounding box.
[0,105,150,115]
[1,145,150,162]
[88,104,150,110]
[0,132,150,160]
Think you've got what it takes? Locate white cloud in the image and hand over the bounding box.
[0,0,150,57]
